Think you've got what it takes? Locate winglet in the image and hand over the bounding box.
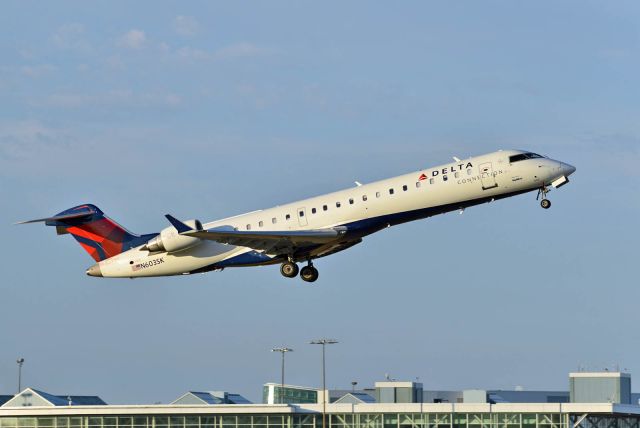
[164,214,194,233]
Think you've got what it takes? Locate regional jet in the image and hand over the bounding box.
[19,150,575,282]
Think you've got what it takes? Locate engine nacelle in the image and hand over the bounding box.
[143,219,203,253]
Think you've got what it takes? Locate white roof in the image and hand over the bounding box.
[570,372,631,378]
[1,402,640,416]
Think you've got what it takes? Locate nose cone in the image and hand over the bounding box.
[86,263,102,277]
[562,162,577,176]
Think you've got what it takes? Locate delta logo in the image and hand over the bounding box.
[418,162,474,181]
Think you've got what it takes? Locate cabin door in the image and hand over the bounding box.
[479,162,498,190]
[297,207,308,226]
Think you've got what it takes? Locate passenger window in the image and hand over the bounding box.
[454,172,459,178]
[272,218,277,224]
[259,220,264,227]
[429,178,434,184]
[362,195,367,201]
[467,169,472,175]
[246,224,251,230]
[323,205,328,211]
[416,182,421,188]
[286,214,291,220]
[389,188,394,195]
[312,208,317,214]
[349,198,354,204]
[299,211,304,217]
[336,202,341,208]
[402,185,408,191]
[443,175,448,182]
[376,191,381,198]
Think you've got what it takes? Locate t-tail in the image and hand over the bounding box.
[17,204,156,262]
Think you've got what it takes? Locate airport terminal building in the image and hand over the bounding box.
[1,373,639,428]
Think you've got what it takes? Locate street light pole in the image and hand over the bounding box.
[310,339,338,428]
[271,347,293,404]
[16,358,25,393]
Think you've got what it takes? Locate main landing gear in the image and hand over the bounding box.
[536,186,552,209]
[280,261,299,278]
[280,260,319,283]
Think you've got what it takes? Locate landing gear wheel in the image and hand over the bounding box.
[540,199,551,209]
[280,261,299,278]
[300,266,319,283]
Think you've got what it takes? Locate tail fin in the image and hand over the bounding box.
[19,204,155,262]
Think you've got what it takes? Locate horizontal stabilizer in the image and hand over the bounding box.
[15,207,97,225]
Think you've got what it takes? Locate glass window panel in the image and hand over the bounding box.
[443,175,448,181]
[69,419,83,428]
[389,188,394,195]
[268,416,284,427]
[336,202,341,208]
[221,416,236,428]
[56,419,69,428]
[38,419,55,428]
[272,218,277,224]
[363,195,367,201]
[200,418,215,428]
[323,205,328,211]
[376,192,381,198]
[169,417,183,428]
[384,414,398,428]
[18,420,36,428]
[86,419,101,428]
[429,178,434,184]
[134,417,148,428]
[1,419,18,428]
[522,414,536,428]
[184,417,198,427]
[311,208,316,214]
[237,417,251,426]
[103,418,116,428]
[416,182,421,188]
[403,185,408,191]
[246,224,251,230]
[259,221,264,227]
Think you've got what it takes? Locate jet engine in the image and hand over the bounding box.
[142,219,203,253]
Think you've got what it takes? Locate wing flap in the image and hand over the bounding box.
[184,228,346,244]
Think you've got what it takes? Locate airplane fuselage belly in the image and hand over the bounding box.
[96,150,571,278]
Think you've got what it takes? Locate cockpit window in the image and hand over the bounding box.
[509,152,544,163]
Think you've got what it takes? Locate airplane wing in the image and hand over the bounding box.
[165,214,349,255]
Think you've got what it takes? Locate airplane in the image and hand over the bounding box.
[18,149,575,282]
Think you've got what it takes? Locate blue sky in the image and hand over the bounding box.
[1,1,639,404]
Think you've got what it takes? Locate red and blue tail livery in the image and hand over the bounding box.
[18,204,155,262]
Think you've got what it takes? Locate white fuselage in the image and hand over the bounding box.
[95,150,575,278]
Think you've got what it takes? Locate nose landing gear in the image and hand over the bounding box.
[536,186,552,209]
